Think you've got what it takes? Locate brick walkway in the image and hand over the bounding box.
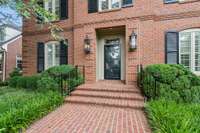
[26,81,151,133]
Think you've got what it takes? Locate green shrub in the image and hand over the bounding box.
[42,65,75,76]
[141,64,200,103]
[41,65,84,92]
[146,99,200,133]
[8,76,19,88]
[9,68,22,78]
[37,76,59,91]
[8,65,84,92]
[171,75,191,91]
[0,81,8,87]
[9,75,40,90]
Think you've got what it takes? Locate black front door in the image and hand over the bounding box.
[104,39,121,80]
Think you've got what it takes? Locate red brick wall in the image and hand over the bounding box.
[6,36,22,78]
[23,0,200,84]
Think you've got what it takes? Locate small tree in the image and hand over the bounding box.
[0,0,65,41]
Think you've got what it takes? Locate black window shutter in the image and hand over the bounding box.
[60,0,68,20]
[88,0,98,13]
[60,40,68,65]
[165,31,179,64]
[36,1,44,24]
[37,42,45,72]
[122,0,133,6]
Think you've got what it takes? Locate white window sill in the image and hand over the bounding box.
[98,8,121,13]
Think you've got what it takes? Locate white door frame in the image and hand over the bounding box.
[96,34,125,80]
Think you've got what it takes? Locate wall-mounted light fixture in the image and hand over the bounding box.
[129,31,137,51]
[84,35,91,54]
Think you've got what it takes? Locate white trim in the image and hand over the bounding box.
[179,29,200,75]
[97,34,125,80]
[44,41,60,70]
[1,35,22,51]
[98,0,122,11]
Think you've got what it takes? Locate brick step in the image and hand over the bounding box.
[76,87,141,93]
[65,96,144,109]
[71,90,144,101]
[77,84,137,90]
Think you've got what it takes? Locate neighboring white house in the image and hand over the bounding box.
[0,24,22,81]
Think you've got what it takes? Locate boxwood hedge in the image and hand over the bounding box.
[141,64,200,103]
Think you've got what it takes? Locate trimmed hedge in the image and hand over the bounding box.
[40,65,84,92]
[8,65,84,92]
[9,75,40,90]
[141,64,200,103]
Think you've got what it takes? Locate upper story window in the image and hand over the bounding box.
[164,0,178,3]
[44,0,60,20]
[88,0,133,13]
[179,29,200,73]
[99,0,131,11]
[164,0,192,4]
[37,0,68,23]
[0,27,5,42]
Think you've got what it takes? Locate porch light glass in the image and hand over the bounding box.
[129,31,137,50]
[84,35,91,54]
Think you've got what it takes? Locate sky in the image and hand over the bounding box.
[0,6,22,27]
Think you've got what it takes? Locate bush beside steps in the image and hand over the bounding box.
[141,64,200,133]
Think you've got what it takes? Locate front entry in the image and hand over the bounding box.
[104,39,121,80]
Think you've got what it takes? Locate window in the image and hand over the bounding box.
[99,0,121,11]
[45,41,60,69]
[44,0,60,20]
[164,0,178,4]
[179,29,200,73]
[16,55,22,70]
[0,27,5,42]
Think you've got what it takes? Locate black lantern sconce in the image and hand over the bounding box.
[84,35,91,54]
[129,31,137,51]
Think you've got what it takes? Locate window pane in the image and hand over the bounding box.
[167,52,178,64]
[48,0,53,13]
[55,44,60,65]
[180,32,191,69]
[55,0,60,17]
[180,54,190,69]
[47,45,53,68]
[195,31,200,71]
[100,0,109,10]
[111,0,120,8]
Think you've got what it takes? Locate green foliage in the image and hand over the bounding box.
[37,76,59,91]
[9,75,40,90]
[146,99,200,133]
[9,68,22,78]
[41,65,84,93]
[0,81,8,87]
[42,65,75,76]
[0,88,63,133]
[142,64,200,103]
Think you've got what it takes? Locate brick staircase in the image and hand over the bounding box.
[65,81,145,109]
[27,81,151,133]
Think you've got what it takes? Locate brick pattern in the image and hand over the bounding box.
[6,36,22,79]
[26,81,151,133]
[23,0,200,84]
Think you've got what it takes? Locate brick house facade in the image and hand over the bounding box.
[23,0,200,84]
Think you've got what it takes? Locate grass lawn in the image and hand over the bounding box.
[146,99,200,133]
[0,87,64,133]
